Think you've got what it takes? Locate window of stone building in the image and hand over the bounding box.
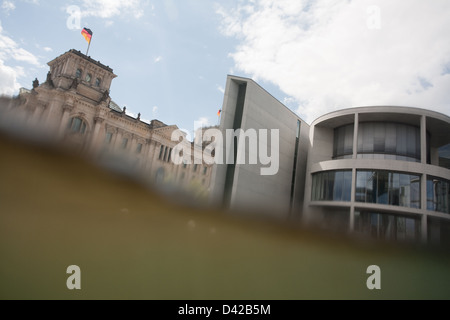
[163,146,168,161]
[159,145,164,160]
[121,138,128,149]
[136,143,143,154]
[76,69,82,78]
[68,117,86,134]
[105,132,113,144]
[193,164,198,172]
[85,73,92,83]
[95,78,101,87]
[167,148,172,162]
[203,166,208,175]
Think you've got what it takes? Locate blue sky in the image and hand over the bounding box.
[0,0,261,135]
[1,0,450,133]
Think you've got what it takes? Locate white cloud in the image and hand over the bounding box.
[164,0,178,21]
[217,0,450,123]
[152,106,158,116]
[43,47,53,52]
[77,0,147,19]
[216,85,225,94]
[154,56,162,63]
[194,117,210,131]
[2,1,15,14]
[0,22,41,95]
[104,20,114,27]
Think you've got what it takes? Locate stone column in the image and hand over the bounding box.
[113,128,124,151]
[90,116,105,152]
[59,104,74,136]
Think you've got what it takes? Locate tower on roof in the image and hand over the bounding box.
[47,49,117,103]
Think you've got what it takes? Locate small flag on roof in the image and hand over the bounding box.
[81,28,93,44]
[217,109,222,117]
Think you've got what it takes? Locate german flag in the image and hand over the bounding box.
[217,109,222,117]
[81,28,93,44]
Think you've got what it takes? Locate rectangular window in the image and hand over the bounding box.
[354,211,421,242]
[193,164,198,172]
[159,145,164,160]
[427,176,450,214]
[136,143,143,154]
[203,167,208,175]
[105,132,113,144]
[121,138,128,149]
[163,147,168,162]
[167,148,172,162]
[311,170,352,202]
[356,170,420,208]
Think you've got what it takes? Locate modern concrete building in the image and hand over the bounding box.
[210,76,310,218]
[213,76,450,246]
[304,107,450,245]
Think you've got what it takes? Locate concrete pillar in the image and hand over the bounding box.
[421,115,427,164]
[421,214,428,244]
[353,113,359,159]
[349,167,357,232]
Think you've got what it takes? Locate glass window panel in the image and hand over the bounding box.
[333,171,344,201]
[355,211,421,242]
[427,176,450,214]
[343,171,352,201]
[385,123,396,153]
[312,171,351,202]
[373,122,385,152]
[344,125,354,155]
[377,171,389,204]
[397,125,407,156]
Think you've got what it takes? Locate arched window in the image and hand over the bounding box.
[68,117,87,134]
[95,78,101,87]
[75,69,82,78]
[85,73,92,83]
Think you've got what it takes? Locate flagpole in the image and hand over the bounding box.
[217,110,222,126]
[86,40,91,56]
[86,33,93,56]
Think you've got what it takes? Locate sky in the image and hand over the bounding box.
[1,0,450,135]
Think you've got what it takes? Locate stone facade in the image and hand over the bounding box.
[1,49,213,198]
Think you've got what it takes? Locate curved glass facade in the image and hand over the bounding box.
[357,122,422,162]
[356,170,420,208]
[333,124,354,159]
[312,170,352,202]
[355,211,421,241]
[427,176,450,214]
